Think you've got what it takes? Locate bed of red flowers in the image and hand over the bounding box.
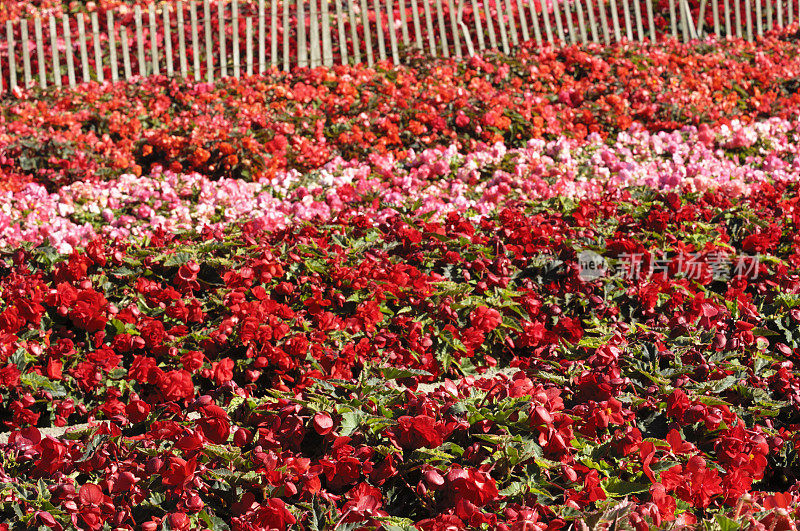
[2,173,800,528]
[3,0,800,527]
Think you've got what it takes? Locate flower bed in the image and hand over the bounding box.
[5,34,800,194]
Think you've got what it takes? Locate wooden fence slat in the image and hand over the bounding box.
[335,0,348,64]
[233,0,241,77]
[458,0,477,55]
[204,0,214,81]
[483,0,499,48]
[21,19,32,87]
[375,0,388,61]
[77,14,89,83]
[271,0,278,68]
[246,15,253,75]
[697,0,707,34]
[526,0,544,45]
[448,0,463,58]
[514,0,530,42]
[35,17,46,88]
[360,0,375,64]
[609,0,622,41]
[505,0,521,46]
[297,0,308,68]
[745,0,753,40]
[435,0,450,57]
[283,0,290,71]
[121,26,133,80]
[177,2,187,78]
[91,12,103,82]
[574,0,588,44]
[6,21,16,90]
[778,0,783,28]
[712,0,720,33]
[562,0,578,44]
[107,11,118,82]
[790,0,794,24]
[495,0,512,51]
[410,0,424,50]
[399,0,410,45]
[422,0,437,55]
[190,1,201,80]
[149,4,160,76]
[597,0,611,43]
[321,0,334,66]
[755,0,762,36]
[633,0,645,40]
[309,0,321,67]
[219,0,228,77]
[389,0,401,62]
[63,16,76,87]
[259,0,266,71]
[348,0,362,63]
[584,0,599,42]
[50,16,61,87]
[646,0,657,40]
[669,0,678,37]
[135,6,146,77]
[766,0,773,31]
[724,0,732,36]
[621,0,634,40]
[164,5,174,78]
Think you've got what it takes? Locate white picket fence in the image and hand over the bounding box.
[0,0,795,93]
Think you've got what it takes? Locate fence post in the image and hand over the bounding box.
[270,0,278,69]
[21,19,32,87]
[107,11,118,82]
[233,0,241,77]
[645,0,656,40]
[766,0,773,31]
[246,15,253,75]
[754,0,762,36]
[777,0,783,28]
[539,0,555,45]
[321,0,334,66]
[63,16,77,87]
[283,0,291,71]
[91,13,103,82]
[744,0,752,40]
[668,0,678,37]
[164,4,174,77]
[399,0,410,45]
[375,0,388,61]
[148,4,160,76]
[335,0,348,64]
[495,0,512,51]
[712,0,720,33]
[633,0,645,40]
[724,0,732,36]
[562,0,578,44]
[621,0,634,40]
[410,0,424,49]
[134,6,146,77]
[422,0,438,55]
[309,0,321,67]
[219,0,228,77]
[514,0,530,42]
[35,17,46,88]
[552,0,568,43]
[458,0,476,55]
[503,0,520,47]
[609,0,622,41]
[258,0,266,72]
[190,1,201,80]
[360,0,376,64]
[790,0,794,25]
[388,0,401,62]
[49,16,61,88]
[178,1,188,78]
[471,0,487,49]
[77,14,90,82]
[121,26,133,80]
[298,0,308,68]
[204,0,214,81]
[574,0,588,44]
[583,0,598,42]
[348,0,363,63]
[6,21,17,91]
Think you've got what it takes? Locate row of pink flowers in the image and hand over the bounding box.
[2,114,798,253]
